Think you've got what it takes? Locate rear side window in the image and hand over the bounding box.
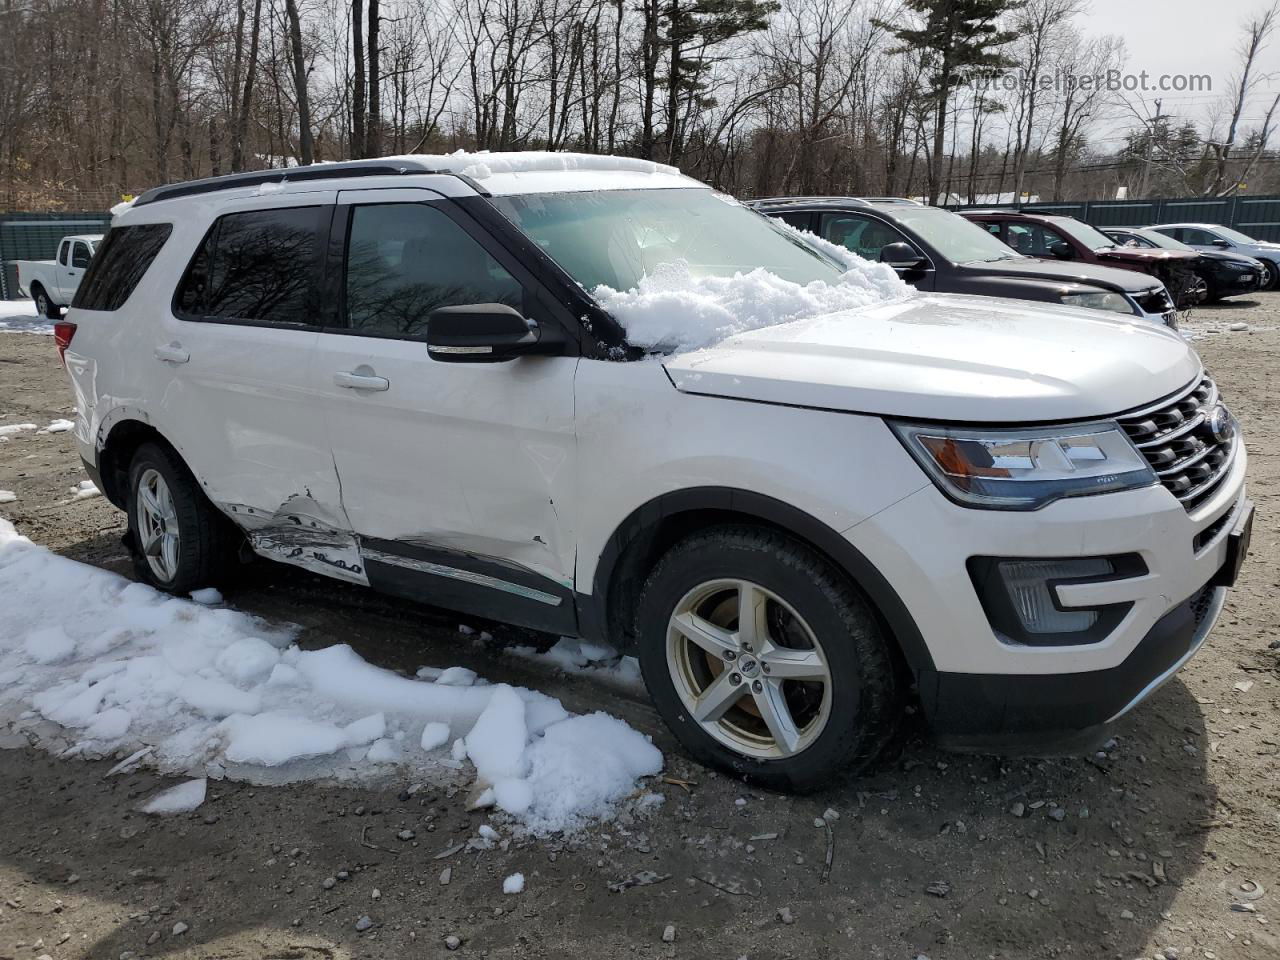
[176,206,327,326]
[73,223,173,311]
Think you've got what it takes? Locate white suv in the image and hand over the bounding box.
[58,153,1252,791]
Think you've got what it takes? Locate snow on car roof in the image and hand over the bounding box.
[377,150,705,195]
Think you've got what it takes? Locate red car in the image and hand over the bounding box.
[962,210,1204,307]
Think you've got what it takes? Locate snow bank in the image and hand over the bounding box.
[594,227,911,353]
[0,300,51,336]
[0,519,662,834]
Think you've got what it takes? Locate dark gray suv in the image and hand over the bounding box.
[751,197,1176,326]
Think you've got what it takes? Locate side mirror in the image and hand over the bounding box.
[1211,238,1231,248]
[880,242,926,269]
[1048,241,1074,260]
[427,303,540,363]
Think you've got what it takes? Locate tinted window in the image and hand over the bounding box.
[73,223,173,311]
[820,213,909,261]
[177,206,326,325]
[774,210,814,231]
[72,242,91,269]
[1006,222,1073,258]
[58,241,69,266]
[343,203,522,338]
[1181,228,1219,245]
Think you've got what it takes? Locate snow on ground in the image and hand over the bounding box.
[0,299,51,336]
[594,227,911,353]
[506,637,644,695]
[0,519,663,834]
[140,777,207,814]
[68,480,101,500]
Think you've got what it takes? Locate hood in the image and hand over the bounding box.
[969,257,1161,292]
[1195,249,1265,267]
[1094,247,1198,267]
[663,293,1200,423]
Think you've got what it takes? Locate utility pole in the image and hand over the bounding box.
[1138,98,1164,198]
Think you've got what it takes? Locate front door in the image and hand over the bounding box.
[60,240,92,301]
[312,188,579,632]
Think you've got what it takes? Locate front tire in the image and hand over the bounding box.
[31,285,60,320]
[126,442,237,594]
[1260,260,1279,291]
[635,526,900,792]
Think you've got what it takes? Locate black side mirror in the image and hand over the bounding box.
[1211,238,1231,248]
[427,303,540,363]
[1048,241,1074,260]
[880,242,926,269]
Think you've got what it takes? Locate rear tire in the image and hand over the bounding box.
[635,525,901,792]
[126,442,238,594]
[31,285,60,320]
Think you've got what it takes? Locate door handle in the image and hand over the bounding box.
[334,370,390,391]
[153,343,190,364]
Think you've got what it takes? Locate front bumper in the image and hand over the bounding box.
[846,435,1249,751]
[922,580,1226,753]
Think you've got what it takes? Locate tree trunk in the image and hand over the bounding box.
[352,0,366,157]
[366,0,380,156]
[284,0,314,164]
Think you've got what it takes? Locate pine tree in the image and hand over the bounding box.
[875,0,1022,204]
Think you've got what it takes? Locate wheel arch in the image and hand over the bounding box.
[96,418,185,510]
[582,487,935,679]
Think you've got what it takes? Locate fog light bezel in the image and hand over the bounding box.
[968,554,1146,647]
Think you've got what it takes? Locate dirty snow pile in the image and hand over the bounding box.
[0,299,51,336]
[0,518,662,833]
[595,225,912,353]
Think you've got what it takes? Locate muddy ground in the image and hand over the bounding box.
[0,297,1277,960]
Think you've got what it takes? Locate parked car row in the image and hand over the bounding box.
[52,153,1252,791]
[752,198,1276,324]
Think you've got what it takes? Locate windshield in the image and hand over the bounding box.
[1215,226,1257,244]
[490,188,846,291]
[1052,218,1118,251]
[888,206,1021,263]
[1129,229,1190,251]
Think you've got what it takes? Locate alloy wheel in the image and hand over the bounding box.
[136,468,180,581]
[666,578,832,760]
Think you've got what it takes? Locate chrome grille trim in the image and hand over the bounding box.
[1117,374,1234,512]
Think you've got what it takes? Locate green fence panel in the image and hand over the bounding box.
[0,212,112,299]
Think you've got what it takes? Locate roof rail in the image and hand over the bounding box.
[854,197,923,205]
[747,196,873,207]
[131,158,471,208]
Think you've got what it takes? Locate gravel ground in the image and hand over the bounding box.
[0,296,1277,960]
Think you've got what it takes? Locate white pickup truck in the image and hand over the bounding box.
[15,234,102,318]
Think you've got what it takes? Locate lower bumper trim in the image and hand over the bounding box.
[921,581,1225,755]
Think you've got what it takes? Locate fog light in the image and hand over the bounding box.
[968,554,1143,647]
[997,558,1112,634]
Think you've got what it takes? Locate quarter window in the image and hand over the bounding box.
[343,203,522,339]
[72,223,173,311]
[58,241,69,266]
[176,206,326,325]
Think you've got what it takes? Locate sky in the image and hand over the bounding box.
[1078,0,1280,142]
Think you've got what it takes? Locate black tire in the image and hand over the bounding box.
[31,284,60,320]
[1262,260,1280,291]
[125,441,238,594]
[635,525,900,792]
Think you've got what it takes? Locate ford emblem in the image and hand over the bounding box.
[1207,404,1235,445]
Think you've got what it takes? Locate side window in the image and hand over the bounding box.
[72,242,91,269]
[1183,228,1217,245]
[819,213,909,261]
[1007,223,1071,258]
[343,203,523,339]
[58,241,70,266]
[72,223,173,311]
[774,211,814,232]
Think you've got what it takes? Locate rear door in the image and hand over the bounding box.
[311,188,579,631]
[157,192,364,582]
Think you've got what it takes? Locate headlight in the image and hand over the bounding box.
[890,421,1157,510]
[1060,291,1135,314]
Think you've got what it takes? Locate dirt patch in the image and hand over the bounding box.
[0,301,1277,959]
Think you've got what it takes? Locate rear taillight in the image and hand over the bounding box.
[54,321,77,366]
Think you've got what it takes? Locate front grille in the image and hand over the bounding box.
[1117,375,1235,512]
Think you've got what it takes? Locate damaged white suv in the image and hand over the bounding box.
[58,153,1252,791]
